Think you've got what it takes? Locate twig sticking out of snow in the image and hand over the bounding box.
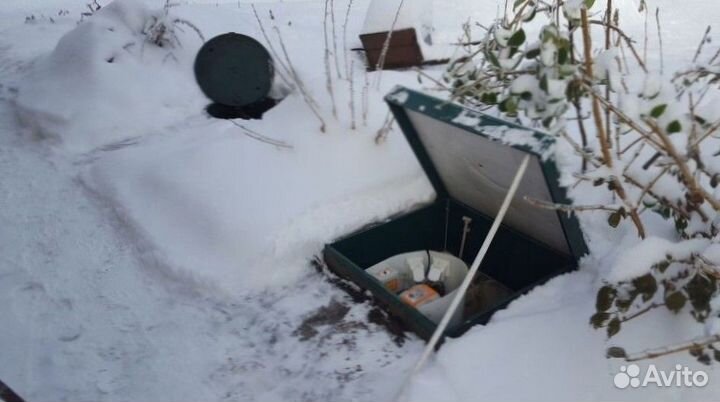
[251,5,292,86]
[655,7,664,74]
[323,0,338,119]
[349,59,356,130]
[330,0,341,80]
[373,0,405,88]
[692,26,711,64]
[79,0,101,22]
[228,120,293,149]
[342,0,355,79]
[362,69,369,126]
[272,25,327,133]
[374,111,394,144]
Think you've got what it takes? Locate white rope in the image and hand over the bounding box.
[393,154,531,402]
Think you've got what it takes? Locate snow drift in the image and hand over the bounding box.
[14,0,206,153]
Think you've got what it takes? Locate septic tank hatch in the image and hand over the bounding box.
[323,86,588,342]
[194,33,279,119]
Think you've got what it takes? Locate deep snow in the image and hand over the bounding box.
[1,0,720,401]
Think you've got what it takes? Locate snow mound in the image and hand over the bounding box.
[84,117,434,292]
[14,0,206,153]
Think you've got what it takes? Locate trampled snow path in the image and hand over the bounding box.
[0,100,422,401]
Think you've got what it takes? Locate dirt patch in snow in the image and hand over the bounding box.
[294,299,352,341]
[299,257,409,347]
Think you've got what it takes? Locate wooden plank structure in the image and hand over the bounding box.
[359,28,424,71]
[359,0,432,70]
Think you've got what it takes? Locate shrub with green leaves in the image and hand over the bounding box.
[444,0,720,364]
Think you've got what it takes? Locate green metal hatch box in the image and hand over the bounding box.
[323,86,588,341]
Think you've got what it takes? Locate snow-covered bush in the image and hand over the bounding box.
[444,0,720,364]
[142,2,204,49]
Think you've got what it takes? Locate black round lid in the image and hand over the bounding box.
[194,33,274,107]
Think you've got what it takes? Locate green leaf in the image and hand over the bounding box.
[650,104,667,118]
[615,296,633,312]
[674,217,688,233]
[686,274,716,316]
[480,92,498,105]
[508,29,526,47]
[525,47,540,59]
[499,97,518,116]
[607,318,621,338]
[513,0,526,10]
[522,6,537,22]
[656,260,670,273]
[539,74,549,92]
[485,49,500,68]
[714,349,720,362]
[711,174,719,188]
[558,47,568,65]
[584,0,596,9]
[606,346,627,359]
[590,312,611,328]
[667,120,682,134]
[665,291,687,313]
[608,211,623,228]
[632,274,658,302]
[596,286,616,312]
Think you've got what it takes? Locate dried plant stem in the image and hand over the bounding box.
[581,8,646,239]
[251,5,291,85]
[330,0,341,79]
[643,2,648,63]
[692,26,711,63]
[581,10,612,162]
[634,166,670,206]
[362,71,369,126]
[229,120,293,149]
[273,26,327,132]
[582,83,664,151]
[623,174,692,220]
[374,0,405,88]
[524,197,621,213]
[646,120,720,211]
[623,334,720,362]
[349,59,356,130]
[605,0,612,49]
[655,7,664,74]
[342,0,354,79]
[323,0,338,118]
[414,68,452,91]
[374,111,394,144]
[569,30,589,172]
[618,302,664,324]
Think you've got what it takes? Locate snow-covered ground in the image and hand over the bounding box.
[0,0,719,401]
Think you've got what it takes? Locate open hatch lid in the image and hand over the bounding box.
[385,86,588,260]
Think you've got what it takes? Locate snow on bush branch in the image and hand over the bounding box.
[444,0,720,364]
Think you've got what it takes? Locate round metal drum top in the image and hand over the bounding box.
[194,33,273,107]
